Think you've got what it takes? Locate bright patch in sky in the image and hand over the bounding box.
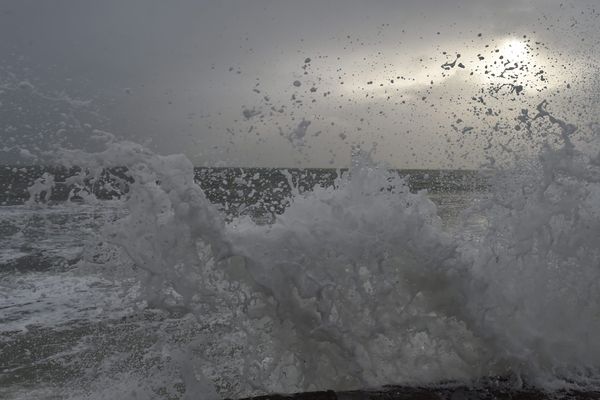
[500,38,529,60]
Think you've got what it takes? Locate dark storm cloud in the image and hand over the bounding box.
[0,0,597,167]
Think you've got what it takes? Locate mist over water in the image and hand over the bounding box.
[2,2,600,399]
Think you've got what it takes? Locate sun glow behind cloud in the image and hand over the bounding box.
[196,30,589,168]
[500,38,529,59]
[472,36,562,91]
[327,35,560,106]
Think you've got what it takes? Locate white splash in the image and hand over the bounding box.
[41,115,600,397]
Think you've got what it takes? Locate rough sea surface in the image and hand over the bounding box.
[2,141,600,399]
[0,168,483,399]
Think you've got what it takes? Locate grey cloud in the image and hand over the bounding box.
[0,0,597,167]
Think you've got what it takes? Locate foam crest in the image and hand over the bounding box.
[78,119,600,395]
[13,106,600,397]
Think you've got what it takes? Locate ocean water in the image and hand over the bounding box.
[1,136,600,399]
[0,166,484,399]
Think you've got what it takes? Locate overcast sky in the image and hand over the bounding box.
[1,0,598,168]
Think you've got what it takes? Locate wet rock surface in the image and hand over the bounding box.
[239,382,600,400]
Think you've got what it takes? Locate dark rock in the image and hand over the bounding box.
[235,385,600,400]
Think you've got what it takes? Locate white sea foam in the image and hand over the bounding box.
[26,117,597,398]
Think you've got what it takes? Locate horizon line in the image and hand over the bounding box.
[0,164,484,172]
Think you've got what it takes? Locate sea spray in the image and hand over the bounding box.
[34,107,599,397]
[32,137,488,396]
[224,149,485,389]
[463,139,600,388]
[3,41,600,397]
